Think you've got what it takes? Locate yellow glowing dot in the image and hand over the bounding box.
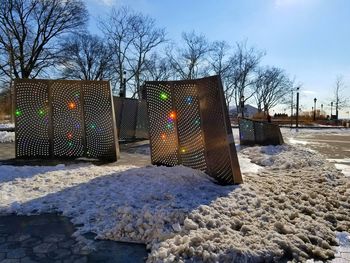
[181,148,186,153]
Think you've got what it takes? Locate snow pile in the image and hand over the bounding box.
[0,131,15,143]
[240,144,324,170]
[148,146,350,262]
[0,123,14,129]
[0,145,349,262]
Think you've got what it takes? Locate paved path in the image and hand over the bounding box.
[0,214,147,263]
[286,132,350,176]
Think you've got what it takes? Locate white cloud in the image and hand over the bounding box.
[99,0,116,6]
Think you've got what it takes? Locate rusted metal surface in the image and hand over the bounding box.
[15,79,119,161]
[143,75,242,185]
[113,97,149,141]
[239,118,284,146]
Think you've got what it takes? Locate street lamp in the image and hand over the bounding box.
[313,98,317,121]
[330,102,333,119]
[240,95,245,118]
[296,87,300,129]
[119,71,126,98]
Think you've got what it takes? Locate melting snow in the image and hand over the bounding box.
[0,145,349,262]
[0,131,14,143]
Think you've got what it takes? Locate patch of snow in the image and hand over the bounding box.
[0,131,15,143]
[288,138,310,145]
[0,123,14,129]
[0,145,349,262]
[327,159,350,177]
[239,154,263,174]
[281,128,349,138]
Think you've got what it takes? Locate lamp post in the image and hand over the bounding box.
[290,88,294,127]
[119,71,126,98]
[321,104,323,117]
[331,102,333,119]
[296,87,300,129]
[313,98,317,121]
[240,95,245,118]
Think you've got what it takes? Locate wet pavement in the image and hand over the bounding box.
[0,214,148,263]
[285,131,350,175]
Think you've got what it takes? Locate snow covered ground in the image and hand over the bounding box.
[0,122,15,143]
[0,126,349,261]
[0,142,349,262]
[0,131,15,143]
[0,123,14,129]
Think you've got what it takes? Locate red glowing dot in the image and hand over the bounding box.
[169,111,176,120]
[68,102,76,109]
[67,133,73,139]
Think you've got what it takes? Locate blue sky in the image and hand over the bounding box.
[85,0,350,117]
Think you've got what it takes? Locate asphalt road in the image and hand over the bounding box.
[286,132,350,175]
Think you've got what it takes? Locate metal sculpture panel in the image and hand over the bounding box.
[15,81,50,158]
[113,97,149,141]
[144,76,242,185]
[135,100,149,139]
[15,79,119,161]
[239,118,284,146]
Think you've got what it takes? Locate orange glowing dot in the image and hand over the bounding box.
[161,134,166,140]
[68,102,76,109]
[169,111,176,120]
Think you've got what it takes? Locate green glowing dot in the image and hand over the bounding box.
[38,109,45,116]
[91,124,96,129]
[160,92,168,100]
[68,142,73,147]
[15,110,22,117]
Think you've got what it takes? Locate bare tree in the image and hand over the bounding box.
[166,31,210,80]
[208,40,234,105]
[100,7,166,97]
[253,66,292,113]
[0,0,88,79]
[225,41,264,111]
[143,52,172,81]
[334,75,348,119]
[128,13,166,97]
[60,33,113,80]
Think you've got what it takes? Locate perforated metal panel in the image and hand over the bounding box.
[146,83,179,166]
[113,97,149,141]
[144,76,242,185]
[173,83,207,171]
[15,79,119,161]
[15,81,50,158]
[52,82,84,157]
[239,118,255,145]
[239,118,284,146]
[83,82,118,160]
